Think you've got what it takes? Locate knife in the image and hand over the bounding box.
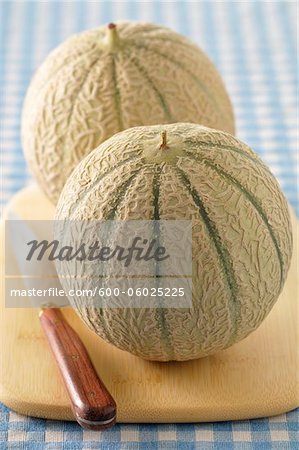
[6,215,117,430]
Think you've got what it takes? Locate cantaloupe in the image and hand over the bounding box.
[22,21,235,204]
[55,123,292,361]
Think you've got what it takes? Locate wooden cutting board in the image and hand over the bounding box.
[0,185,298,423]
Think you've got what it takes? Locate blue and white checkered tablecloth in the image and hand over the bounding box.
[0,1,298,448]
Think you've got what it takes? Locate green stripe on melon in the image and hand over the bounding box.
[175,167,239,343]
[56,123,292,361]
[183,151,285,289]
[152,166,175,359]
[129,42,228,120]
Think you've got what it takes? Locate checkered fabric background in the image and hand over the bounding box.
[0,0,298,448]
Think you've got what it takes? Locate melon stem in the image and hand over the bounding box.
[107,23,120,51]
[160,131,169,150]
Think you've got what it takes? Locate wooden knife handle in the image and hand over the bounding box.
[39,308,116,430]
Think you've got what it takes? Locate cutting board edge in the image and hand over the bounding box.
[1,385,298,423]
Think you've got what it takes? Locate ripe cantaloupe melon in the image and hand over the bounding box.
[22,21,235,205]
[56,123,292,361]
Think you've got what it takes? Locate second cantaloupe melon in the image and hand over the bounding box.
[22,21,235,204]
